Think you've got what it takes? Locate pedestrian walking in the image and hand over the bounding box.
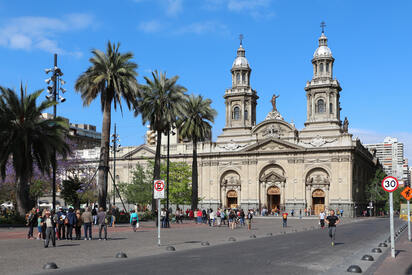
[56,207,66,240]
[97,207,108,240]
[247,209,253,230]
[43,211,57,248]
[196,209,202,224]
[325,210,340,246]
[216,208,222,226]
[92,206,98,225]
[319,210,325,229]
[209,209,215,226]
[37,212,43,240]
[282,211,288,228]
[291,209,294,217]
[175,208,181,224]
[299,209,302,219]
[130,210,139,232]
[229,210,236,230]
[340,209,344,217]
[82,206,93,240]
[26,208,37,239]
[75,210,82,240]
[66,208,77,240]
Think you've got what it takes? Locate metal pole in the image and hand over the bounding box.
[113,124,116,206]
[389,192,395,258]
[408,200,411,242]
[52,53,57,211]
[157,198,161,246]
[166,129,170,210]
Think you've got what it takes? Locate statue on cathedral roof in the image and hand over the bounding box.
[271,93,280,111]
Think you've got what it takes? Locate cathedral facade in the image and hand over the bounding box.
[79,30,379,217]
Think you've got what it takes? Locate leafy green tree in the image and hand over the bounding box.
[365,168,387,215]
[159,161,192,208]
[61,176,83,209]
[0,85,70,216]
[29,179,50,204]
[118,163,152,207]
[75,41,138,210]
[178,94,216,209]
[134,71,187,210]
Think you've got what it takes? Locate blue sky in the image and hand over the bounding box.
[0,0,411,158]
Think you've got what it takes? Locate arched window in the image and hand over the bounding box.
[244,108,248,120]
[319,63,324,73]
[242,72,246,84]
[316,99,325,113]
[329,103,333,114]
[326,62,329,72]
[233,106,240,120]
[236,73,240,84]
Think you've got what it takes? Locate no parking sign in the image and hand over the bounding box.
[153,180,165,199]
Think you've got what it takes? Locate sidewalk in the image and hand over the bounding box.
[372,232,412,275]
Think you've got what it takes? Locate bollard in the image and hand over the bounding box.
[166,246,176,251]
[250,234,257,238]
[378,243,388,248]
[371,248,382,253]
[228,237,236,242]
[115,252,127,258]
[347,265,362,273]
[361,255,374,261]
[201,241,210,246]
[43,262,58,270]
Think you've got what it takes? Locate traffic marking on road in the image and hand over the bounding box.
[401,187,412,201]
[381,176,399,193]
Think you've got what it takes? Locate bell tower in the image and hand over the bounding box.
[219,35,258,140]
[304,22,342,131]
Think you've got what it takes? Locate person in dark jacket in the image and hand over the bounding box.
[66,208,77,240]
[56,207,66,240]
[97,207,108,240]
[26,208,37,239]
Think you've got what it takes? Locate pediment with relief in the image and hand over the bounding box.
[243,138,303,152]
[122,145,156,159]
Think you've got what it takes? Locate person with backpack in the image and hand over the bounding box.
[247,209,253,230]
[282,211,288,228]
[130,210,139,232]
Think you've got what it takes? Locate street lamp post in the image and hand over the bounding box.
[45,53,66,211]
[111,124,120,206]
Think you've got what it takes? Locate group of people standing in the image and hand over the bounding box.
[26,206,115,248]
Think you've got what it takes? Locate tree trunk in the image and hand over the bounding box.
[152,130,162,211]
[191,139,198,210]
[16,173,30,216]
[98,99,111,210]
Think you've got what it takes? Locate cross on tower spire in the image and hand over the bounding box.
[320,21,326,34]
[239,34,244,46]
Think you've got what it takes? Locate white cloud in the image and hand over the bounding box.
[165,0,183,16]
[204,0,274,19]
[173,21,230,35]
[0,13,94,55]
[351,128,412,159]
[138,20,164,33]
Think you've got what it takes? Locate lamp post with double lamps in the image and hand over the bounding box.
[45,53,66,211]
[110,124,121,206]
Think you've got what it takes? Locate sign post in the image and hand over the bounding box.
[382,176,399,258]
[400,186,412,241]
[154,180,165,246]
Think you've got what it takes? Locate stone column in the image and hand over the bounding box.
[325,185,330,211]
[306,185,312,209]
[237,186,241,207]
[311,97,316,119]
[281,181,286,207]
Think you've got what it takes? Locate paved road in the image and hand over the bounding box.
[49,218,402,275]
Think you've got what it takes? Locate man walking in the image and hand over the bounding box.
[247,209,253,230]
[97,207,108,240]
[325,210,340,246]
[319,210,325,229]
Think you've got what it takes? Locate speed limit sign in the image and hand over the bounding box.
[382,176,399,193]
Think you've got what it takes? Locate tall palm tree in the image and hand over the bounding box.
[134,70,187,210]
[178,94,216,210]
[0,85,70,216]
[75,41,138,209]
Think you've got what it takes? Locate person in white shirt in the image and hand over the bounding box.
[319,210,326,229]
[209,210,215,227]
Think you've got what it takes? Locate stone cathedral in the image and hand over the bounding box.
[82,30,379,217]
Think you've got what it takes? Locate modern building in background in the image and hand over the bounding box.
[365,137,409,185]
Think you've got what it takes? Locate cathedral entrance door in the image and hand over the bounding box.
[267,186,281,213]
[312,189,325,215]
[227,190,238,209]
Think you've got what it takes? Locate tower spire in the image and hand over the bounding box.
[239,34,244,46]
[320,21,326,34]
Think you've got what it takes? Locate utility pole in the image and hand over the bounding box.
[45,54,66,210]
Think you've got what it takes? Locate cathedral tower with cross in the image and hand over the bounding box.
[218,35,259,141]
[302,22,343,134]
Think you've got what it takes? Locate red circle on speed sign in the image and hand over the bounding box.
[381,176,399,192]
[154,180,164,192]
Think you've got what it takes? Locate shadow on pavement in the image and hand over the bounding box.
[58,244,80,247]
[395,249,406,257]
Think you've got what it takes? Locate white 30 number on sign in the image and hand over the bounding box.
[381,176,399,193]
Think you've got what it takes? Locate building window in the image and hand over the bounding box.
[233,106,240,120]
[316,99,325,113]
[236,73,240,84]
[326,62,329,72]
[244,108,248,120]
[242,72,246,84]
[329,103,333,114]
[319,63,324,73]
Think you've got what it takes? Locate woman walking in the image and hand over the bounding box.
[130,210,139,232]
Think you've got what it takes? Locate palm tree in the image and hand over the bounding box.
[178,94,216,210]
[0,85,70,216]
[134,70,187,210]
[75,41,138,210]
